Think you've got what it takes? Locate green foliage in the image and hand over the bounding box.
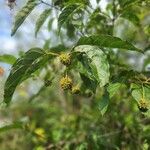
[3,0,149,112]
[74,45,110,87]
[118,0,138,7]
[98,89,109,115]
[131,83,150,102]
[0,122,23,133]
[107,82,126,98]
[1,0,150,149]
[58,3,84,30]
[0,54,17,65]
[11,0,38,36]
[4,48,48,104]
[120,9,140,26]
[35,9,51,37]
[77,35,142,52]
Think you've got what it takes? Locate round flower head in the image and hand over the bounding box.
[60,76,73,90]
[138,98,149,112]
[71,85,80,94]
[59,53,71,66]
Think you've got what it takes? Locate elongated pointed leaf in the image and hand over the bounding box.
[98,90,109,116]
[77,35,142,52]
[74,45,110,87]
[107,82,126,98]
[35,9,51,37]
[11,0,38,36]
[0,122,23,133]
[58,3,83,29]
[0,54,17,65]
[121,10,140,26]
[119,0,138,7]
[80,73,97,93]
[4,48,46,104]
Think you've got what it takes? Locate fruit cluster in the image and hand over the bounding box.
[59,53,80,94]
[59,53,71,66]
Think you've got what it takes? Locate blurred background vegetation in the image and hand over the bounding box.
[0,0,150,149]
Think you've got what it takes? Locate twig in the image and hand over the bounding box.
[40,0,60,10]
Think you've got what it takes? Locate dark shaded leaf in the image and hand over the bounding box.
[4,48,46,104]
[0,122,23,133]
[77,35,142,52]
[80,73,98,93]
[98,89,109,116]
[121,10,140,26]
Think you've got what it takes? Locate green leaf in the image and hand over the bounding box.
[144,44,150,52]
[74,54,96,81]
[80,73,97,93]
[35,9,51,37]
[4,48,47,104]
[120,10,140,26]
[0,54,17,65]
[118,0,138,7]
[77,35,142,52]
[0,122,23,133]
[131,83,150,102]
[143,55,150,70]
[11,0,38,36]
[74,45,110,87]
[107,82,126,98]
[58,3,83,30]
[96,0,101,3]
[98,90,109,116]
[49,45,67,52]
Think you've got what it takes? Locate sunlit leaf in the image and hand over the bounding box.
[0,122,23,133]
[107,82,126,98]
[131,83,150,102]
[0,54,17,65]
[74,45,110,87]
[11,0,38,36]
[58,3,83,30]
[35,9,51,37]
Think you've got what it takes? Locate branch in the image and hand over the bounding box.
[40,0,60,10]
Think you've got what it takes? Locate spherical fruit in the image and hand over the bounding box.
[59,53,71,66]
[71,85,80,94]
[60,76,73,90]
[138,98,149,112]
